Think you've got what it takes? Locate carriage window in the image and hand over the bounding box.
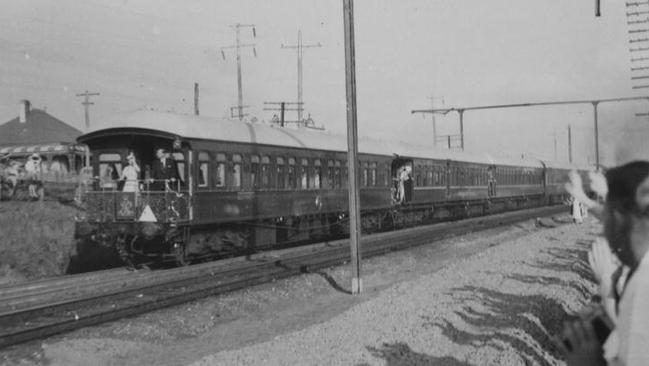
[50,154,70,175]
[300,158,309,189]
[98,153,123,187]
[326,160,335,189]
[250,155,260,188]
[215,153,226,187]
[171,152,186,183]
[427,171,433,187]
[232,154,242,187]
[287,157,296,189]
[312,159,322,189]
[276,157,285,188]
[261,155,271,187]
[362,162,368,187]
[198,152,209,187]
[384,166,389,187]
[370,162,377,186]
[335,160,342,188]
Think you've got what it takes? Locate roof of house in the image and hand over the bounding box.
[0,109,82,146]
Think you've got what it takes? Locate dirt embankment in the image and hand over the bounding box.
[0,201,78,284]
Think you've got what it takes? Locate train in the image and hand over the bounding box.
[74,110,589,266]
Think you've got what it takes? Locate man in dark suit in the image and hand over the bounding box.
[151,148,180,190]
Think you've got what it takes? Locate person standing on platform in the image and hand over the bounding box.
[151,148,180,191]
[120,152,141,192]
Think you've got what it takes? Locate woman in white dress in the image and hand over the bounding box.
[121,152,140,192]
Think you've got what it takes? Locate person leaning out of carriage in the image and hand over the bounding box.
[151,148,180,191]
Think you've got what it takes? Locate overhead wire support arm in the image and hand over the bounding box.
[411,95,649,168]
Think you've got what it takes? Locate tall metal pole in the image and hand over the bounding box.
[593,101,600,170]
[458,109,465,150]
[568,125,572,163]
[297,30,303,124]
[236,26,243,120]
[222,24,256,120]
[343,0,362,295]
[282,30,321,126]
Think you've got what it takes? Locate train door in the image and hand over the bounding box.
[391,157,413,204]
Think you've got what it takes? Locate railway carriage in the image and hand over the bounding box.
[75,110,586,266]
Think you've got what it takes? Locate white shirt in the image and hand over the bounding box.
[605,252,649,366]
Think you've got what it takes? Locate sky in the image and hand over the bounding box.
[0,0,646,166]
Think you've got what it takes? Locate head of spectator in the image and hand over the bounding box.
[602,161,649,268]
[155,148,166,161]
[127,152,136,166]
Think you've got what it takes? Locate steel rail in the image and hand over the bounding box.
[0,205,566,349]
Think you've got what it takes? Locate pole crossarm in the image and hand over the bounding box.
[221,44,256,50]
[411,96,649,115]
[281,44,322,49]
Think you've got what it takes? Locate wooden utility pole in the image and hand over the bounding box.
[222,24,256,120]
[76,90,100,130]
[194,82,199,116]
[282,29,322,126]
[343,0,362,295]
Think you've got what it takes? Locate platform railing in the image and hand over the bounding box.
[79,178,190,223]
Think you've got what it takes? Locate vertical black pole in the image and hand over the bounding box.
[343,0,362,294]
[280,102,286,127]
[593,102,600,170]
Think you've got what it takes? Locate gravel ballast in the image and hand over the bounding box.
[191,218,597,366]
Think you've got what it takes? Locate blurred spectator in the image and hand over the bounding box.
[24,153,42,200]
[561,161,649,366]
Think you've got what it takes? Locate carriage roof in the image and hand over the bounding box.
[83,110,544,169]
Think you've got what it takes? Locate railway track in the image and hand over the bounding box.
[0,205,567,349]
